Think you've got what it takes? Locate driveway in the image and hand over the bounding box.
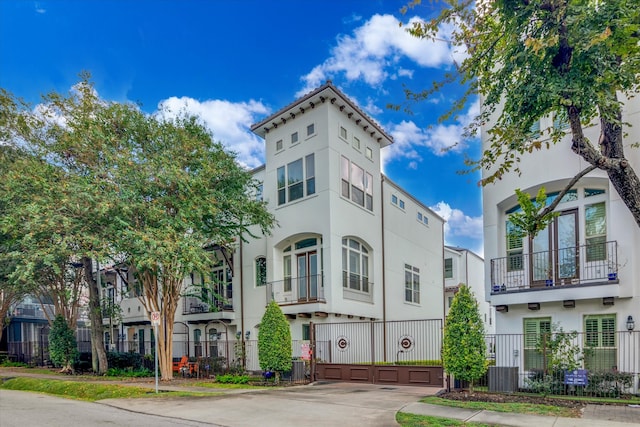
[100,382,439,427]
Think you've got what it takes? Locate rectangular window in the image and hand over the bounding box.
[353,136,360,150]
[399,199,405,210]
[444,258,453,279]
[256,257,267,287]
[417,212,423,221]
[584,315,616,371]
[524,317,551,371]
[365,147,373,160]
[341,156,350,198]
[291,132,299,144]
[585,202,606,262]
[307,123,315,136]
[391,194,398,205]
[530,120,541,138]
[283,255,292,292]
[404,264,420,303]
[553,113,570,131]
[302,324,310,341]
[351,163,365,206]
[305,154,315,196]
[365,172,373,211]
[276,139,283,151]
[340,126,347,140]
[277,155,315,205]
[506,221,524,271]
[256,184,263,201]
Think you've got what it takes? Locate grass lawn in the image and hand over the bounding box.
[419,396,581,417]
[396,412,497,427]
[0,377,217,401]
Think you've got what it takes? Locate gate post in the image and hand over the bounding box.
[310,321,315,382]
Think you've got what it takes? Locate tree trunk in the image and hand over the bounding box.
[83,257,108,374]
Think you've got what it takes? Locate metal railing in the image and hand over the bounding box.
[182,296,233,315]
[10,304,54,320]
[266,274,325,304]
[475,330,639,396]
[491,240,618,293]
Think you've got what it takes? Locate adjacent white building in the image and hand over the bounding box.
[482,93,640,389]
[444,246,494,334]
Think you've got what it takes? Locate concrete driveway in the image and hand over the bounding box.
[100,382,440,427]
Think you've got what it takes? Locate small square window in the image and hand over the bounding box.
[391,194,398,205]
[307,124,315,136]
[291,132,299,144]
[423,216,428,225]
[399,200,405,209]
[365,147,373,160]
[276,140,283,151]
[340,126,347,140]
[417,212,423,221]
[353,136,360,150]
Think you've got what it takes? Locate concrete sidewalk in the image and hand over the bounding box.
[401,401,640,427]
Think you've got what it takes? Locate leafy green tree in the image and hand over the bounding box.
[49,314,78,373]
[401,0,640,229]
[442,284,487,391]
[258,301,292,380]
[0,75,275,379]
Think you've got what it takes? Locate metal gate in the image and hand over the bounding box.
[311,319,444,386]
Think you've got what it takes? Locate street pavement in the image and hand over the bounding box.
[1,369,639,426]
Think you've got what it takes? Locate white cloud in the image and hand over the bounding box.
[381,99,479,168]
[297,14,458,96]
[156,97,270,168]
[431,201,483,253]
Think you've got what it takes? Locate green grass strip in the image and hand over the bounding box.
[419,396,577,418]
[397,412,497,427]
[0,377,211,401]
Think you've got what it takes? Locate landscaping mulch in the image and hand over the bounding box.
[439,390,586,409]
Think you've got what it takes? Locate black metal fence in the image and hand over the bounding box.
[476,330,639,396]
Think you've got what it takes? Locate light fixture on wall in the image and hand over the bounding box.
[528,303,540,311]
[563,300,576,308]
[602,297,615,306]
[496,305,508,313]
[627,316,635,332]
[245,331,251,340]
[133,333,138,340]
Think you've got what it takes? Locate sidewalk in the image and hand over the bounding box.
[401,401,640,427]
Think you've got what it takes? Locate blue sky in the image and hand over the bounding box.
[0,0,483,255]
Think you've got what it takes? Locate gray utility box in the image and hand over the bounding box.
[488,367,519,393]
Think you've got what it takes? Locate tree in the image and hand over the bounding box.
[402,0,640,230]
[0,75,275,380]
[258,301,292,381]
[49,314,78,373]
[442,284,487,391]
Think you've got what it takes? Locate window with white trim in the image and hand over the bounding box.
[340,126,347,140]
[506,220,523,271]
[404,264,420,303]
[277,154,315,205]
[307,123,315,137]
[341,156,372,211]
[342,238,369,293]
[365,147,373,160]
[584,315,617,371]
[585,202,606,262]
[523,317,551,371]
[353,136,360,150]
[255,257,266,287]
[291,132,299,144]
[444,258,453,279]
[276,139,283,152]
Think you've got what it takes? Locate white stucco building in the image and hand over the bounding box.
[444,246,494,334]
[482,93,640,389]
[107,82,446,367]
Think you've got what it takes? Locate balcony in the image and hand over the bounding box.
[267,274,325,305]
[182,296,233,315]
[491,240,618,294]
[11,303,54,320]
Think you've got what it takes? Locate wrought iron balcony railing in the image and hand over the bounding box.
[491,240,618,293]
[266,274,325,304]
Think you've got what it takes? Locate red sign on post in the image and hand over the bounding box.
[151,311,160,326]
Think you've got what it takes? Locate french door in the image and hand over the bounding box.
[297,251,318,301]
[530,209,579,287]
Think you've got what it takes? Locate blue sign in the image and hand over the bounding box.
[564,369,588,385]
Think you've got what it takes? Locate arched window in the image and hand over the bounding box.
[256,256,267,287]
[342,238,369,293]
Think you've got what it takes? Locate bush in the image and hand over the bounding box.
[107,351,145,370]
[258,301,292,376]
[106,367,153,377]
[585,371,634,397]
[0,360,28,368]
[216,374,249,384]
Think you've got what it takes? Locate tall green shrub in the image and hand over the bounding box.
[258,301,291,379]
[49,314,78,373]
[442,284,487,391]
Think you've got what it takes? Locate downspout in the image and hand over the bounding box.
[380,175,387,362]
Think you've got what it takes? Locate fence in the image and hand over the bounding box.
[477,330,639,396]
